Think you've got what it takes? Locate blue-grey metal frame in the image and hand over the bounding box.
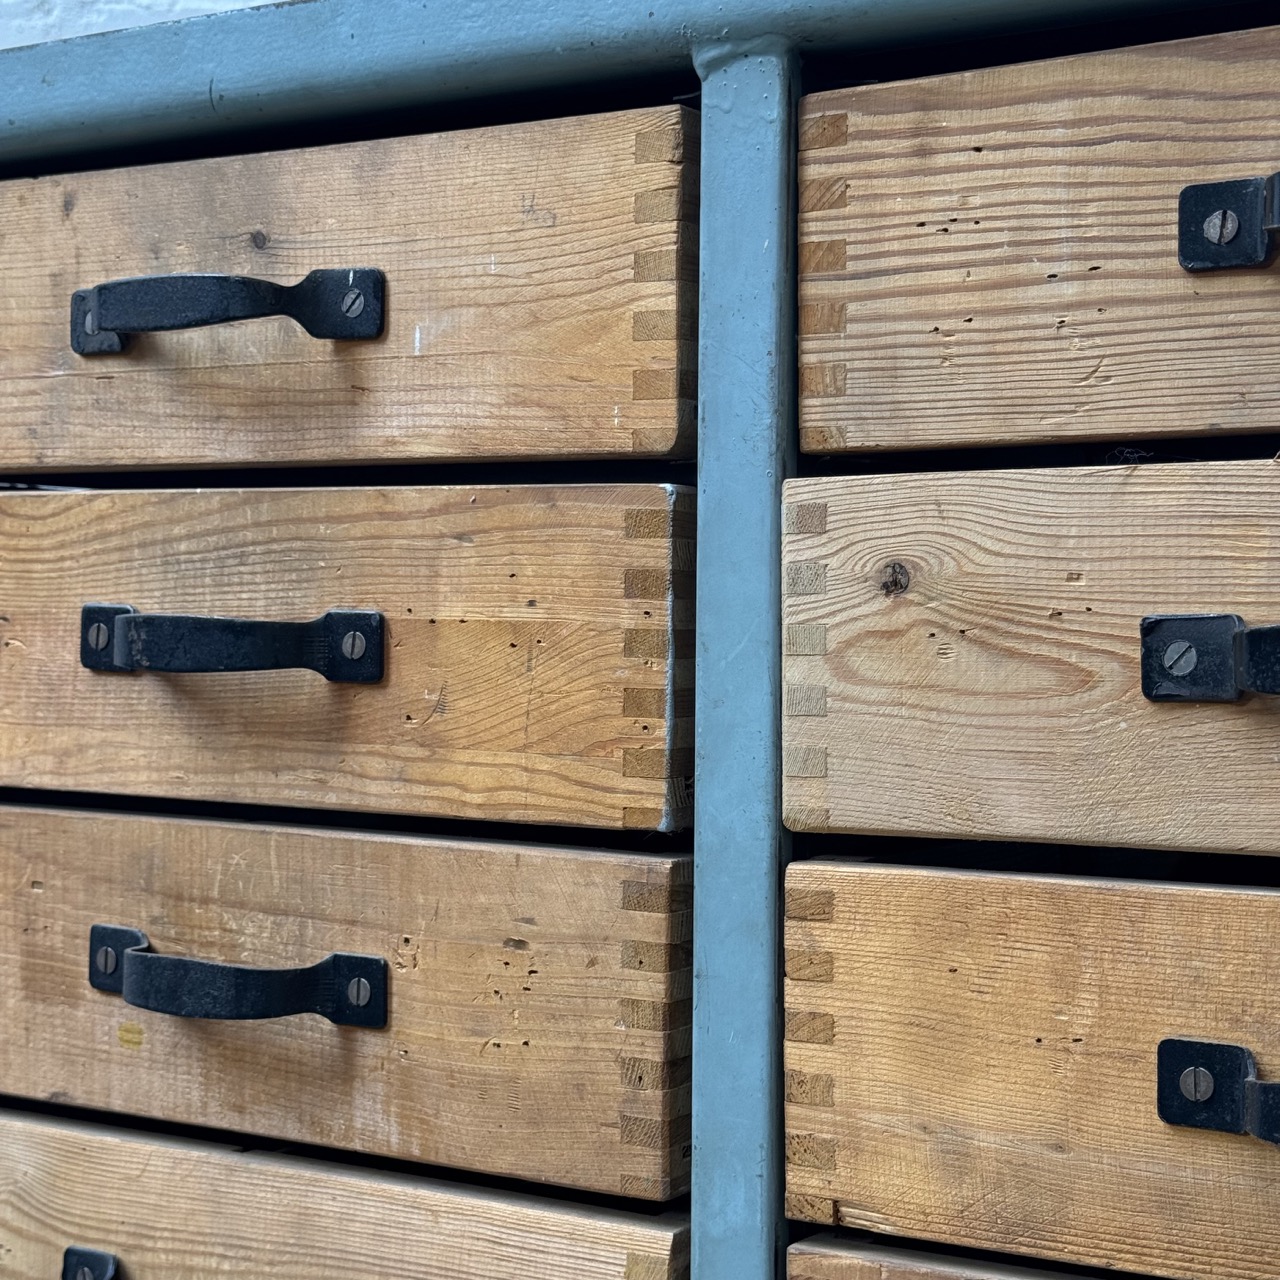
[0,3,1192,1277]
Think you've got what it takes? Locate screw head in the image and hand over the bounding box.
[95,945,118,975]
[1163,640,1198,677]
[86,621,110,651]
[347,976,372,1008]
[340,288,366,319]
[1203,208,1240,246]
[1180,1064,1215,1103]
[341,630,367,661]
[76,1267,95,1280]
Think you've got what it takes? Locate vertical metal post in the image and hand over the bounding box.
[693,36,796,1280]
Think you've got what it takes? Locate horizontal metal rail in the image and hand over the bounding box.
[0,0,1196,161]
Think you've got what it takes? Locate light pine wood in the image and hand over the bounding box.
[0,807,691,1197]
[784,862,1280,1280]
[0,484,692,829]
[798,25,1280,451]
[784,460,1280,853]
[0,107,696,469]
[0,1112,690,1278]
[789,1238,1072,1280]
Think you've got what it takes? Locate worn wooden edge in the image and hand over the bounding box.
[0,1110,692,1277]
[788,1235,1069,1279]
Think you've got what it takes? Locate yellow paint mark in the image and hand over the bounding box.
[118,1022,144,1050]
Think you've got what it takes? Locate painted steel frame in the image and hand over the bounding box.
[0,2,1193,1277]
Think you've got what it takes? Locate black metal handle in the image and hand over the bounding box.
[1158,1039,1280,1146]
[1179,173,1280,271]
[80,604,384,683]
[89,924,387,1027]
[1141,613,1280,702]
[63,1247,118,1280]
[71,267,385,354]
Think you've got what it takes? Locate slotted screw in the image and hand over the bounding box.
[76,1267,95,1280]
[1180,1065,1215,1103]
[95,945,118,976]
[340,288,365,319]
[86,621,110,651]
[347,976,372,1008]
[341,630,366,661]
[1203,209,1240,246]
[1163,640,1197,677]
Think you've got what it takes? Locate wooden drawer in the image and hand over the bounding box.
[783,460,1280,853]
[798,25,1280,452]
[789,1238,1076,1280]
[0,806,691,1197]
[0,1111,690,1278]
[0,483,691,830]
[784,861,1280,1280]
[1,107,695,469]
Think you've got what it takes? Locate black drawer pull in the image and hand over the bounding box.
[80,604,384,683]
[1158,1039,1280,1146]
[1141,613,1280,702]
[71,267,385,354]
[63,1247,118,1280]
[89,924,387,1027]
[1179,173,1280,271]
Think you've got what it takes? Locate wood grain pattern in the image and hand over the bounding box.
[0,484,693,829]
[0,806,691,1196]
[0,107,696,469]
[789,1238,1078,1280]
[799,25,1280,451]
[784,861,1280,1280]
[783,460,1280,853]
[0,1112,690,1278]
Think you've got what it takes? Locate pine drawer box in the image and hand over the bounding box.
[0,483,692,830]
[0,806,691,1197]
[0,1112,690,1278]
[789,1238,1079,1280]
[0,107,696,470]
[783,861,1280,1280]
[784,460,1280,854]
[798,24,1280,452]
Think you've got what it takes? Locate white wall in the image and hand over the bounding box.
[0,0,266,52]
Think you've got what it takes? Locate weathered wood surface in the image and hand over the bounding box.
[784,861,1280,1280]
[0,1112,690,1278]
[0,807,691,1197]
[788,1238,1075,1280]
[0,484,693,830]
[0,107,696,469]
[784,460,1280,853]
[798,25,1280,451]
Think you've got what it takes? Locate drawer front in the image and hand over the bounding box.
[0,484,692,830]
[2,107,695,469]
[0,807,691,1197]
[789,1238,1063,1280]
[798,25,1280,452]
[784,461,1279,853]
[784,862,1280,1280]
[0,1112,690,1278]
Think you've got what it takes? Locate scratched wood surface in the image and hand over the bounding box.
[0,107,696,469]
[788,1238,1082,1280]
[0,485,693,829]
[0,807,691,1197]
[784,861,1280,1280]
[0,1112,690,1278]
[798,25,1280,451]
[784,460,1280,853]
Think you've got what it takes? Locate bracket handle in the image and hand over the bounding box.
[1140,613,1280,702]
[1179,174,1280,271]
[1158,1039,1280,1145]
[71,267,385,354]
[89,924,387,1027]
[63,1248,118,1280]
[80,604,384,684]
